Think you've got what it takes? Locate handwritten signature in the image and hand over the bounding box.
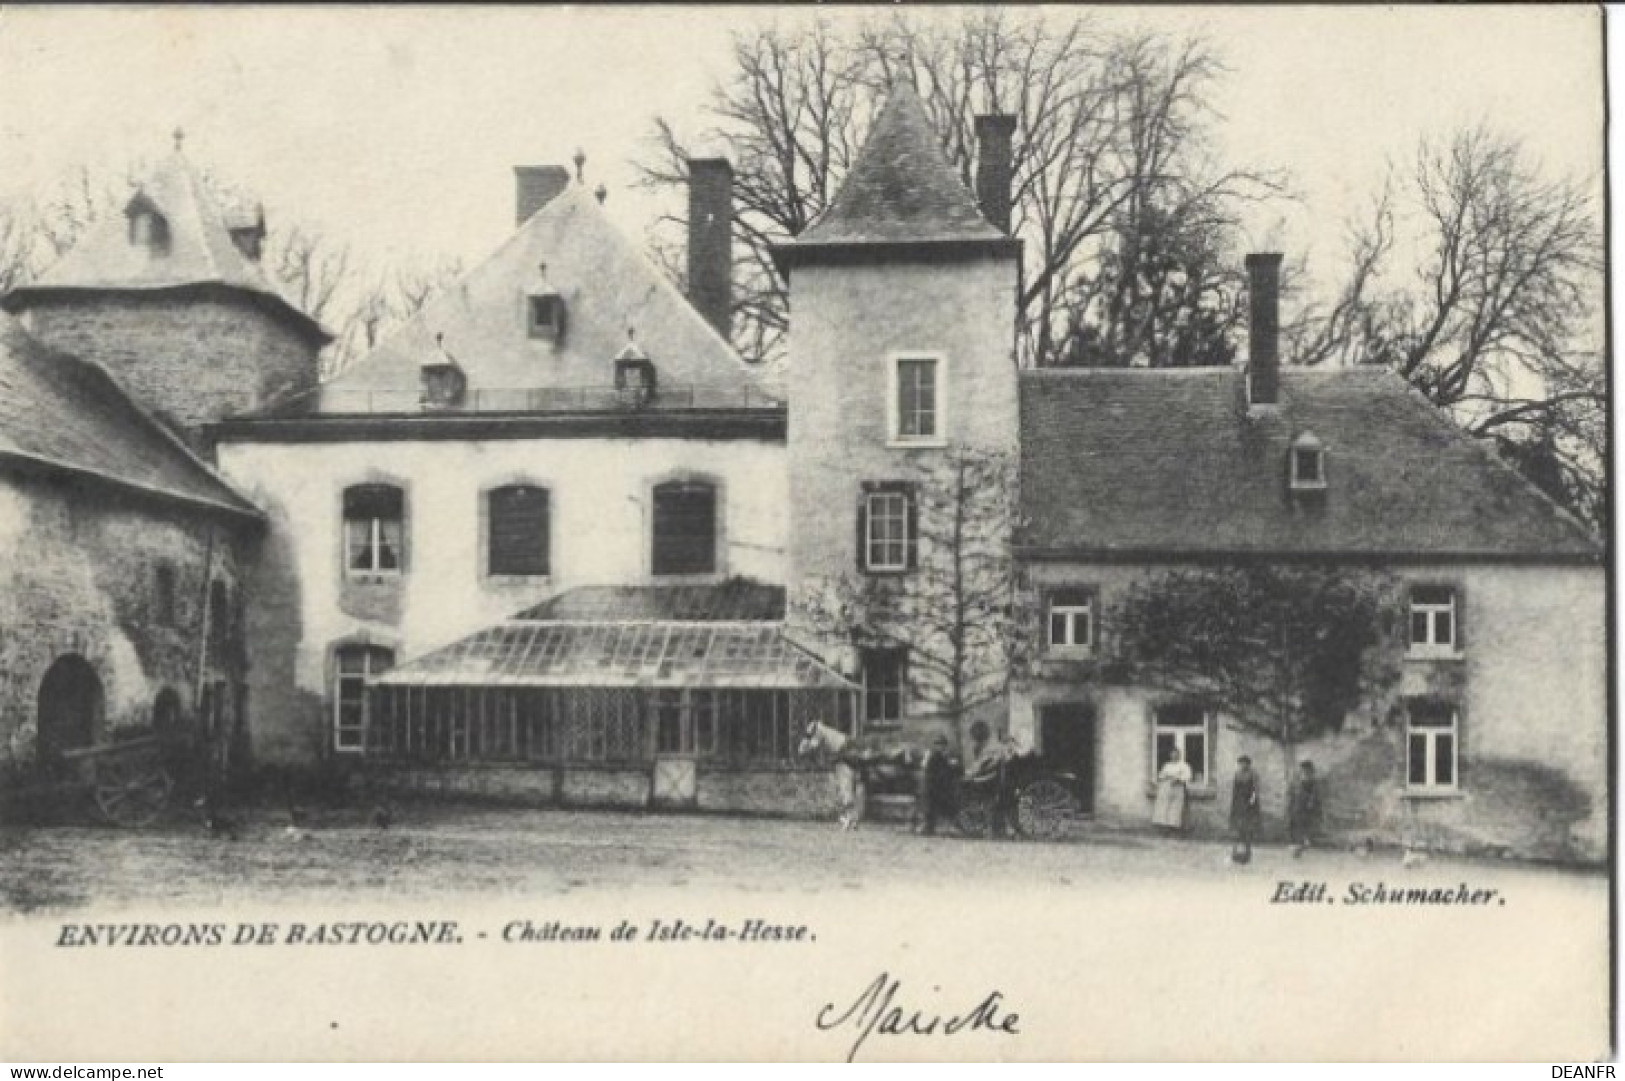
[815,971,1021,1062]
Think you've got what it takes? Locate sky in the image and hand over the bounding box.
[0,5,1605,292]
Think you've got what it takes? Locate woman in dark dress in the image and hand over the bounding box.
[1229,755,1262,863]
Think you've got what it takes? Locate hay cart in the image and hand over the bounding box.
[11,734,176,827]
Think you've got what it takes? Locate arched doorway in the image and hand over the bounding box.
[152,687,184,737]
[37,654,103,755]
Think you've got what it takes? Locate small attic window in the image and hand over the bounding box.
[126,196,170,253]
[528,294,564,342]
[1290,431,1327,491]
[614,337,657,404]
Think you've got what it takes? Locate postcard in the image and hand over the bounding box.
[0,5,1610,1063]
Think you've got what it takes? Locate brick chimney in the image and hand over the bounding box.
[974,114,1016,234]
[514,165,571,226]
[687,157,733,340]
[1246,253,1283,407]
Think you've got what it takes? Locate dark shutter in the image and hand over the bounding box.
[489,485,550,576]
[856,492,870,572]
[653,481,716,575]
[904,483,919,570]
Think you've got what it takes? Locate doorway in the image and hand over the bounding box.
[37,654,103,756]
[1039,702,1096,815]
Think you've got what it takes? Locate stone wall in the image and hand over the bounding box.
[19,293,319,448]
[0,470,251,787]
[370,761,842,819]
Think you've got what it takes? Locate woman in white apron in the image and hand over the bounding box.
[1153,746,1192,832]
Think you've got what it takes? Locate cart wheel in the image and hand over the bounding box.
[1017,778,1075,840]
[955,797,992,838]
[93,756,173,828]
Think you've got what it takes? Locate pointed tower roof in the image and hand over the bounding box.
[5,144,328,344]
[773,85,1017,273]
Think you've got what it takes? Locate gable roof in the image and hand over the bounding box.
[5,150,326,344]
[772,85,1016,271]
[517,580,786,622]
[295,184,768,416]
[0,315,259,520]
[1018,367,1600,561]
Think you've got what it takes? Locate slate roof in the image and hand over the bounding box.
[518,580,786,622]
[6,150,326,343]
[0,315,259,519]
[290,183,769,416]
[1018,367,1600,560]
[773,85,1014,269]
[372,620,852,690]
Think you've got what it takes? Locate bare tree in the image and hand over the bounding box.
[1294,127,1606,527]
[638,12,1282,368]
[792,448,1029,738]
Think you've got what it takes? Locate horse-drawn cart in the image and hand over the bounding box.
[7,734,175,827]
[951,754,1079,840]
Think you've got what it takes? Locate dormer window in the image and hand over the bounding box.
[1290,431,1327,491]
[528,294,564,342]
[614,338,658,404]
[421,334,467,409]
[125,195,169,253]
[420,361,466,409]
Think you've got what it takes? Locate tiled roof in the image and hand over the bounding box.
[774,85,1010,260]
[1018,367,1600,560]
[373,620,853,690]
[6,150,326,343]
[295,184,767,416]
[0,315,259,518]
[518,580,786,622]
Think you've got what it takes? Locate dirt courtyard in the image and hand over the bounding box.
[0,799,1604,912]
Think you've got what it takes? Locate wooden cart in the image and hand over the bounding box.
[15,735,176,827]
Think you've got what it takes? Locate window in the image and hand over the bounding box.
[1409,585,1458,654]
[860,648,907,727]
[1152,703,1210,785]
[488,484,550,577]
[1290,431,1327,490]
[333,645,394,753]
[859,483,916,573]
[652,480,717,576]
[889,356,944,445]
[528,294,564,341]
[153,564,177,627]
[343,484,405,576]
[1047,588,1095,651]
[1406,700,1458,791]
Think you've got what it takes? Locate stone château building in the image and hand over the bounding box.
[0,88,1605,860]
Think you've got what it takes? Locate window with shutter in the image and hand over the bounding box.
[488,485,551,577]
[860,482,917,574]
[652,481,717,575]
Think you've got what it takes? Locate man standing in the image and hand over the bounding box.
[1288,760,1322,856]
[918,736,958,836]
[1229,755,1262,863]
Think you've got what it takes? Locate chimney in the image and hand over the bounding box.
[514,165,571,226]
[974,114,1016,234]
[1246,253,1283,408]
[687,157,733,340]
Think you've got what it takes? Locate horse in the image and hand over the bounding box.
[797,720,917,831]
[797,720,866,829]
